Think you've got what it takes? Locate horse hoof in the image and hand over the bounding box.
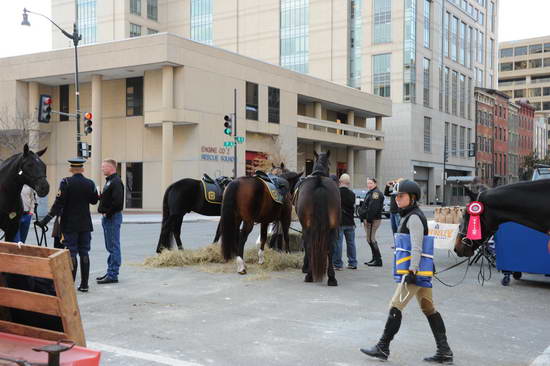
[301,267,308,274]
[304,274,313,282]
[238,270,247,275]
[327,278,338,287]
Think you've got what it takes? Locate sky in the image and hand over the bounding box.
[0,0,549,58]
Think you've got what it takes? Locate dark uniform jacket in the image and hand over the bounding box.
[98,173,124,218]
[384,184,399,214]
[363,187,384,222]
[339,186,356,227]
[49,174,98,233]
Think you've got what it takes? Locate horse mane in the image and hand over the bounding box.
[0,152,21,171]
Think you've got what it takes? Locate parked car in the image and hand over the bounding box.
[351,188,391,219]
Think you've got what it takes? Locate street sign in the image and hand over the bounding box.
[235,136,245,144]
[224,141,235,147]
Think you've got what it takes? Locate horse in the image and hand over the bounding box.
[454,180,550,258]
[0,144,49,241]
[295,151,341,286]
[220,165,303,274]
[156,176,232,253]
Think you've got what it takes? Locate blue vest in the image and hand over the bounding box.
[393,233,435,288]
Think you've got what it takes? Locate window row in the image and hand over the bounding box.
[445,122,472,158]
[245,82,281,123]
[477,135,492,153]
[500,43,550,58]
[130,0,158,21]
[440,66,472,120]
[500,58,550,71]
[447,0,489,27]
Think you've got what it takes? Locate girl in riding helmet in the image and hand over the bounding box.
[360,179,453,364]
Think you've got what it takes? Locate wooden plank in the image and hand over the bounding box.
[0,320,66,343]
[0,241,59,258]
[49,251,86,347]
[0,288,60,316]
[0,253,53,279]
[0,274,11,322]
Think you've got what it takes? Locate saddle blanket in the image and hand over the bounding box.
[258,178,284,204]
[201,179,223,204]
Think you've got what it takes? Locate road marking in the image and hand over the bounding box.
[530,344,550,366]
[87,342,204,366]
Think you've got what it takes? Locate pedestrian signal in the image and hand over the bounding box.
[38,95,52,123]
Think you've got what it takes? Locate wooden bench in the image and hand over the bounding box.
[0,241,86,347]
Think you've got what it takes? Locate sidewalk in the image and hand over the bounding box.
[91,212,220,225]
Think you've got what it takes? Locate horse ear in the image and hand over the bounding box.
[313,151,319,159]
[297,171,304,178]
[36,147,47,157]
[464,186,477,201]
[23,144,30,156]
[272,163,276,169]
[326,150,331,158]
[281,162,285,169]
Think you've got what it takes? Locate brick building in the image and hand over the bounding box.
[474,88,496,185]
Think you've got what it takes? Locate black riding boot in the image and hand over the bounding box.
[71,256,78,281]
[424,312,453,364]
[360,307,402,361]
[78,256,90,292]
[366,241,383,267]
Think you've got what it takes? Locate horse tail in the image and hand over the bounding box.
[220,180,240,261]
[156,184,173,253]
[310,179,331,282]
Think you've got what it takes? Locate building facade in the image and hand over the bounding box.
[498,35,550,157]
[0,34,390,210]
[474,88,495,185]
[516,100,535,172]
[534,115,549,159]
[50,0,500,204]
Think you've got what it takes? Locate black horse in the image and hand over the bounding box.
[0,144,49,241]
[454,180,550,257]
[295,151,341,286]
[156,176,232,253]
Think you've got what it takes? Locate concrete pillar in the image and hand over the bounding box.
[347,110,355,126]
[91,75,103,187]
[28,82,40,151]
[314,102,322,119]
[161,66,174,191]
[375,116,383,141]
[375,150,381,180]
[347,147,355,187]
[314,142,322,154]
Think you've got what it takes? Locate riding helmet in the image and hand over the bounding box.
[396,179,421,201]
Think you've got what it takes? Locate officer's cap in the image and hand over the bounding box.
[68,157,86,168]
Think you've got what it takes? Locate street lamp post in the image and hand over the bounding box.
[22,4,83,158]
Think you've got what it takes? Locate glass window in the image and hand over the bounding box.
[423,58,430,107]
[403,0,416,103]
[268,87,280,123]
[126,162,142,209]
[529,88,541,97]
[543,87,550,96]
[280,0,309,73]
[460,126,466,157]
[444,67,450,113]
[147,28,158,34]
[373,0,392,44]
[348,0,363,88]
[500,62,513,71]
[479,12,484,25]
[451,16,458,61]
[452,124,458,156]
[489,38,494,68]
[78,0,97,45]
[514,60,527,70]
[529,59,542,68]
[452,71,458,116]
[529,44,543,54]
[544,58,550,67]
[465,26,470,68]
[543,101,550,110]
[439,65,443,111]
[424,117,431,153]
[130,23,141,37]
[545,43,550,52]
[489,2,495,32]
[246,82,259,120]
[514,46,528,56]
[423,0,430,48]
[191,0,213,45]
[126,77,143,116]
[514,89,525,98]
[460,74,465,118]
[147,0,158,21]
[373,53,391,97]
[443,12,449,57]
[500,48,513,58]
[130,0,141,15]
[479,31,484,64]
[459,22,465,65]
[468,77,472,120]
[59,85,69,122]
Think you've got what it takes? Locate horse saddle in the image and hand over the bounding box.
[254,171,288,204]
[201,174,230,204]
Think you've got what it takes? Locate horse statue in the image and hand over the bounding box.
[0,144,49,241]
[220,163,303,274]
[295,151,341,286]
[454,179,550,257]
[156,174,232,253]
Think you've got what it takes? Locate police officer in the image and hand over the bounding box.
[360,180,453,364]
[361,178,384,266]
[37,158,99,292]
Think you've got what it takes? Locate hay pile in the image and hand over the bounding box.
[144,244,303,274]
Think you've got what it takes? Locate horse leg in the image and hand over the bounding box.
[327,228,338,287]
[236,221,254,275]
[302,229,313,282]
[258,223,268,265]
[213,219,222,243]
[281,214,291,253]
[173,215,184,250]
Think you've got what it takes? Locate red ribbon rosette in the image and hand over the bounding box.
[466,201,484,240]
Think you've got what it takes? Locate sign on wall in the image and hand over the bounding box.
[201,146,234,162]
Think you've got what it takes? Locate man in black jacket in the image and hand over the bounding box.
[97,159,124,284]
[332,173,358,270]
[37,158,99,292]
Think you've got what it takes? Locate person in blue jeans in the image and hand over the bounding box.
[14,185,36,243]
[332,173,358,270]
[97,159,125,284]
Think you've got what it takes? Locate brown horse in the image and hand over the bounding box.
[295,151,341,286]
[220,165,303,274]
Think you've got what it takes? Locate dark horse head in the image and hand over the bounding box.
[454,180,550,257]
[312,150,331,177]
[1,144,49,197]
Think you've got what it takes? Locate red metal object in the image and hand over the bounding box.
[45,97,52,105]
[0,332,100,366]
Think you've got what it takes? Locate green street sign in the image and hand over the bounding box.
[224,141,235,147]
[235,136,245,144]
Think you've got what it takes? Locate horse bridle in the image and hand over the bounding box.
[17,159,47,190]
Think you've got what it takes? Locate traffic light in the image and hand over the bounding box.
[444,141,449,163]
[223,114,233,136]
[468,143,477,157]
[83,112,93,135]
[38,94,52,123]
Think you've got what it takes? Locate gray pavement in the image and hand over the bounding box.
[23,213,550,366]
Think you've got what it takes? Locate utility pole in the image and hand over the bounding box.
[443,139,448,206]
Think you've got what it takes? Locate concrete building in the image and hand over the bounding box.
[50,0,499,204]
[0,33,390,210]
[498,36,550,156]
[534,116,548,159]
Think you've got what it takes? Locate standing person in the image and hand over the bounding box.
[36,158,99,292]
[14,185,36,243]
[332,173,357,270]
[97,159,124,285]
[384,178,402,236]
[361,178,384,267]
[360,180,453,364]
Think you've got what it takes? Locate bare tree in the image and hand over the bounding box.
[256,135,295,172]
[0,108,46,162]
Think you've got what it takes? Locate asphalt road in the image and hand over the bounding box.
[22,214,550,366]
